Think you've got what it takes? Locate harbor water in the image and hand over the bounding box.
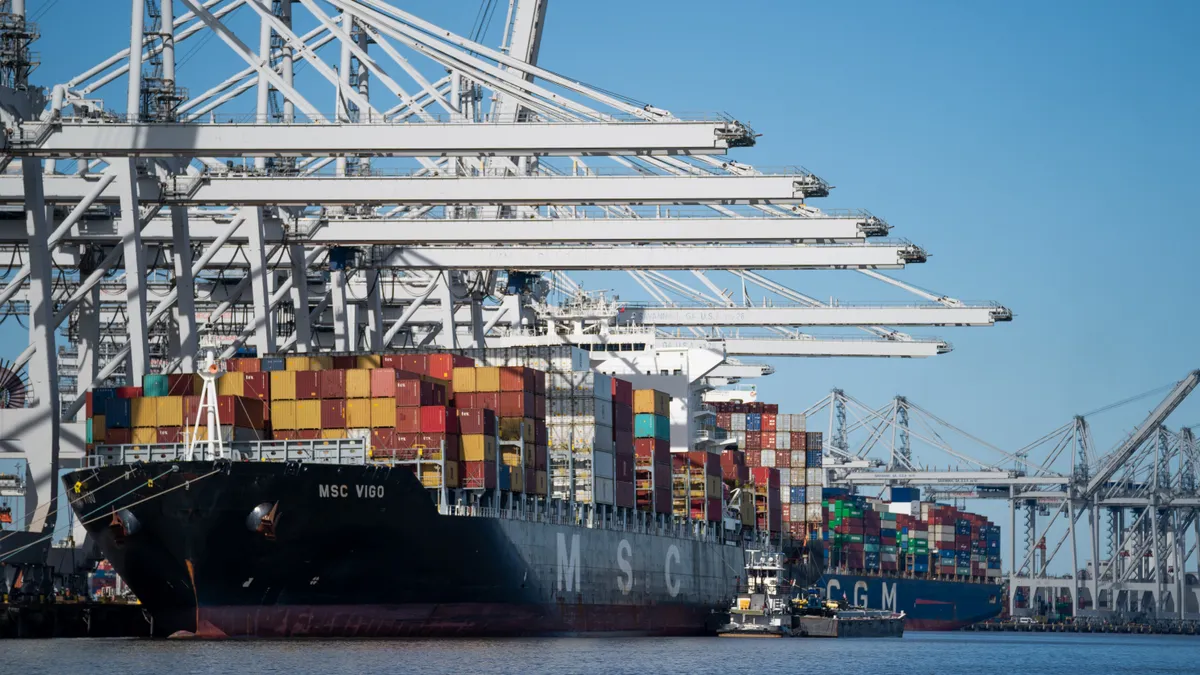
[5,632,1200,674]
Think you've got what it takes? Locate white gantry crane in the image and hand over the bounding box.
[0,0,1009,550]
[806,371,1200,622]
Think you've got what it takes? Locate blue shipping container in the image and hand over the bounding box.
[142,374,169,397]
[822,487,851,500]
[633,413,670,440]
[498,465,511,491]
[889,487,921,503]
[261,357,287,372]
[791,486,806,503]
[103,398,132,428]
[746,413,761,432]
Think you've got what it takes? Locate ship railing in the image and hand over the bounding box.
[441,501,724,543]
[87,440,368,467]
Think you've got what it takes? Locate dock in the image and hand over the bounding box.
[0,601,154,639]
[964,619,1200,636]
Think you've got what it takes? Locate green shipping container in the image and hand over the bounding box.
[143,373,170,397]
[85,418,93,444]
[846,533,864,544]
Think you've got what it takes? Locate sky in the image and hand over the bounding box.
[6,1,1200,564]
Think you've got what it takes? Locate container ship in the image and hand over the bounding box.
[66,348,750,638]
[707,401,1004,631]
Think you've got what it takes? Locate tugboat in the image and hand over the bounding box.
[719,550,905,638]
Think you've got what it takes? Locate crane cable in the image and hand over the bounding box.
[1080,381,1176,419]
[0,466,221,564]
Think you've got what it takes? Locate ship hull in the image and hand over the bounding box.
[64,461,743,638]
[818,572,1002,631]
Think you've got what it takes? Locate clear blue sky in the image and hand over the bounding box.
[12,1,1200,550]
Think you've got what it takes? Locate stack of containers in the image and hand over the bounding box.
[452,364,548,495]
[750,466,782,535]
[632,388,671,514]
[671,451,723,522]
[548,371,614,505]
[611,377,635,509]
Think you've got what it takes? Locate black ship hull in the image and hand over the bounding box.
[64,461,743,638]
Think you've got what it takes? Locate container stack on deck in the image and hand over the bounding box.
[709,401,824,539]
[822,489,1001,580]
[548,370,615,505]
[452,363,548,494]
[633,389,672,515]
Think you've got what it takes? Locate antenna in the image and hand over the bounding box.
[187,346,226,461]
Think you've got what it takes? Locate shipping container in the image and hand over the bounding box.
[420,406,459,433]
[371,398,396,428]
[296,400,321,429]
[217,372,245,397]
[632,389,669,416]
[271,400,297,430]
[270,371,297,400]
[346,399,372,428]
[243,372,269,400]
[462,435,498,462]
[320,400,346,429]
[143,374,170,397]
[319,369,347,399]
[295,371,321,399]
[633,413,670,440]
[155,396,185,427]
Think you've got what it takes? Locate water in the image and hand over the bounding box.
[5,632,1200,674]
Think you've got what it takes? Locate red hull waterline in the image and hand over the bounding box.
[178,603,722,638]
[903,618,975,632]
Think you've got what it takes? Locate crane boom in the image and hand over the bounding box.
[1083,370,1200,498]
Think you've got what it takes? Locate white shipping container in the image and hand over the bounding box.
[806,488,822,504]
[593,449,615,479]
[732,431,746,446]
[793,413,806,432]
[806,504,823,520]
[761,449,776,467]
[731,413,746,431]
[777,415,791,432]
[570,397,613,426]
[779,468,791,485]
[806,468,822,485]
[776,432,790,450]
[791,450,806,469]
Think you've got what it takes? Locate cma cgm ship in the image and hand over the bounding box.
[64,452,745,638]
[816,573,1001,631]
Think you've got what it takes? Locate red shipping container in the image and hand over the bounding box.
[535,445,548,470]
[762,414,777,432]
[456,392,477,409]
[634,438,670,464]
[426,354,455,380]
[716,412,732,429]
[332,356,357,370]
[763,403,778,415]
[457,408,497,436]
[297,430,321,440]
[535,421,548,446]
[463,461,497,489]
[395,432,419,448]
[790,431,805,451]
[272,430,296,441]
[321,400,346,429]
[320,369,347,399]
[751,466,780,487]
[534,394,546,420]
[525,466,537,492]
[85,392,93,417]
[499,366,532,392]
[475,392,499,413]
[370,368,397,397]
[396,406,422,433]
[616,454,635,482]
[107,428,132,444]
[295,371,320,399]
[761,431,776,450]
[398,354,426,375]
[611,377,633,407]
[746,449,761,466]
[116,386,143,399]
[156,427,185,443]
[499,391,534,418]
[615,481,635,508]
[397,379,440,407]
[745,433,762,450]
[420,406,459,433]
[776,450,791,468]
[184,395,266,429]
[243,372,269,400]
[167,374,194,396]
[371,428,397,449]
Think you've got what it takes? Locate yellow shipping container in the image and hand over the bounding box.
[132,427,158,444]
[192,374,204,395]
[461,434,497,462]
[370,398,396,428]
[422,461,462,488]
[356,354,382,369]
[271,400,298,430]
[296,400,321,429]
[501,450,522,468]
[217,372,244,396]
[510,467,525,493]
[155,396,184,427]
[452,367,477,393]
[346,399,372,428]
[475,366,501,392]
[535,470,548,496]
[91,414,107,442]
[321,429,348,439]
[131,398,157,427]
[346,369,372,398]
[311,355,333,371]
[285,356,312,371]
[633,389,670,416]
[270,371,297,400]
